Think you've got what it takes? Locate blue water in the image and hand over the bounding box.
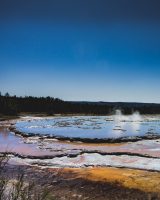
[15,116,160,139]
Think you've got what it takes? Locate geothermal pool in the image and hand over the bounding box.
[14,113,160,141]
[1,113,160,171]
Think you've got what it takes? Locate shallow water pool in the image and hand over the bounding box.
[15,115,160,140]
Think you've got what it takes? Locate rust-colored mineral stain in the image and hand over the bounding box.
[63,167,160,193]
[59,140,125,147]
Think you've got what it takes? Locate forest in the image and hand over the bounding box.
[0,92,160,116]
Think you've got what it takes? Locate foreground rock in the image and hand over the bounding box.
[4,164,160,200]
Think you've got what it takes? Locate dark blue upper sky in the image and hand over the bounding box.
[0,0,160,102]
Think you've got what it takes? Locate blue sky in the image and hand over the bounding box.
[0,0,160,103]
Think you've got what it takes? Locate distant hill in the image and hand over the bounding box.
[68,101,160,106]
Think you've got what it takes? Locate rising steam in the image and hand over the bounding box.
[114,109,141,122]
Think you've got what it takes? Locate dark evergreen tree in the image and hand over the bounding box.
[0,93,160,116]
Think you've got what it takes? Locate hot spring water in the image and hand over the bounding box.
[14,112,160,140]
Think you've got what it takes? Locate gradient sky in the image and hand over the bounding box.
[0,0,160,103]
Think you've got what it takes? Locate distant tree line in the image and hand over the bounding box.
[0,92,160,115]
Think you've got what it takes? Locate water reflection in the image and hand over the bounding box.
[15,115,160,139]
